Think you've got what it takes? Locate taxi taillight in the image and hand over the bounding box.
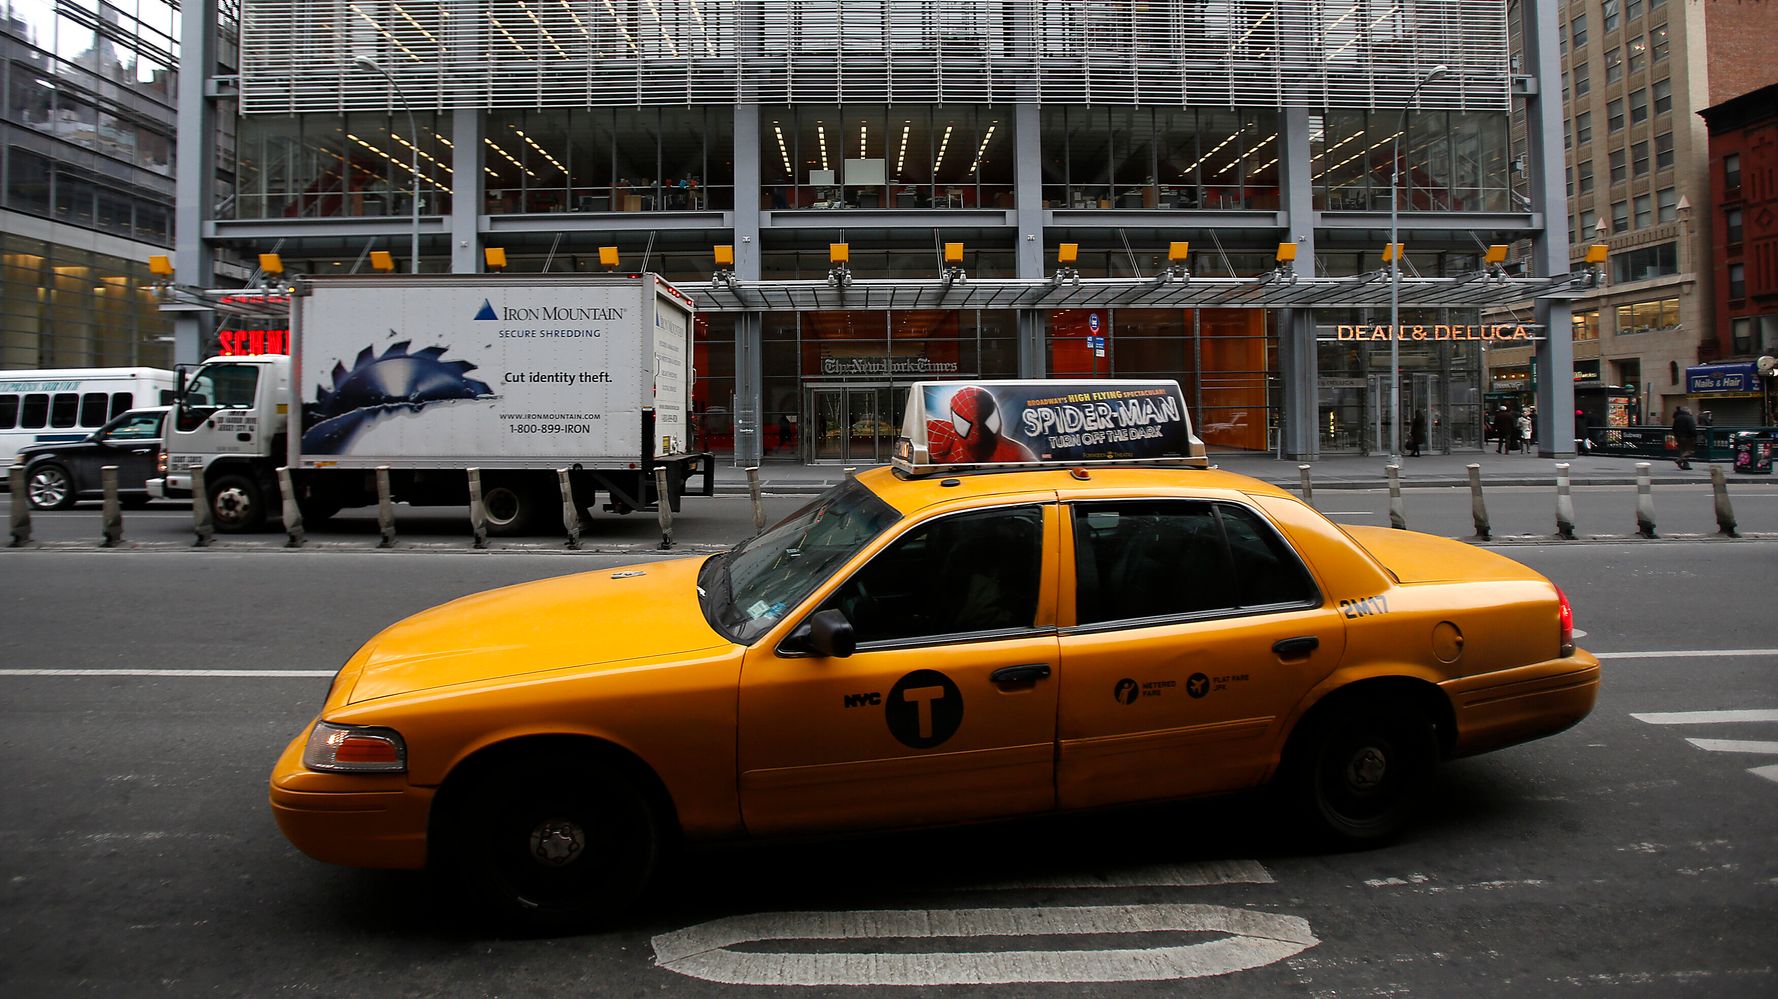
[1555,585,1575,657]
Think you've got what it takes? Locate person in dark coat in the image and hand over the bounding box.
[1671,405,1697,470]
[1493,405,1512,453]
[1408,410,1426,457]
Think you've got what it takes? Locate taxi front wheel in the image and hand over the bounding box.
[441,759,661,932]
[1286,698,1437,847]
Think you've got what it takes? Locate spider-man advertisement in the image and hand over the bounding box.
[920,381,1193,465]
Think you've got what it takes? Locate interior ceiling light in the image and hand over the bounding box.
[388,2,442,48]
[515,1,568,58]
[968,121,998,173]
[347,3,422,61]
[896,121,911,176]
[817,123,830,171]
[514,128,566,174]
[559,0,593,42]
[1214,132,1278,177]
[687,0,716,55]
[484,137,536,178]
[645,0,682,57]
[345,132,453,193]
[1313,130,1404,181]
[773,123,792,178]
[484,13,527,55]
[601,0,640,54]
[390,132,453,174]
[1184,125,1245,174]
[933,124,955,173]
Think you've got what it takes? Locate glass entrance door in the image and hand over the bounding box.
[807,385,892,464]
[1408,373,1442,453]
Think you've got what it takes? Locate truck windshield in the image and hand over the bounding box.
[176,363,260,432]
[701,478,900,644]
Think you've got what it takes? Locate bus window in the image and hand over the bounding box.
[81,392,109,426]
[0,395,16,430]
[21,394,48,428]
[51,393,79,428]
[111,391,132,419]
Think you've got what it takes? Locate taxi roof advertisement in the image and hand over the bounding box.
[911,380,1198,468]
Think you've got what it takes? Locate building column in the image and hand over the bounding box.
[450,109,483,273]
[731,105,765,466]
[1523,0,1576,456]
[172,0,220,364]
[1277,107,1319,459]
[1013,102,1046,377]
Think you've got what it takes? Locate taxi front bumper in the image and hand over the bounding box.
[268,726,432,870]
[1442,650,1602,758]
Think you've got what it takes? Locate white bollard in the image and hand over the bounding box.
[1386,464,1406,531]
[655,466,674,550]
[465,468,486,549]
[558,468,582,550]
[377,466,397,548]
[1297,463,1313,506]
[1467,463,1490,541]
[1635,462,1656,538]
[1554,463,1577,540]
[1711,464,1738,538]
[10,464,30,547]
[278,467,304,548]
[100,465,122,547]
[746,466,765,533]
[190,464,214,547]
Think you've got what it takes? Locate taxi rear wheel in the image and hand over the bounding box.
[444,760,661,931]
[1288,699,1436,846]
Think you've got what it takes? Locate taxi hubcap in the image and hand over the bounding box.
[529,819,586,867]
[1347,747,1388,790]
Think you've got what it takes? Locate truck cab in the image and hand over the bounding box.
[148,354,290,530]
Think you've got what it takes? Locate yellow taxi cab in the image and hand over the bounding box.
[270,380,1599,929]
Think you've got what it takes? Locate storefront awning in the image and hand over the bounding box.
[687,274,1578,313]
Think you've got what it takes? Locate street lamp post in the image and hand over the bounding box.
[353,56,420,273]
[1388,63,1448,465]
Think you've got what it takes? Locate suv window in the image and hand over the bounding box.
[825,505,1044,645]
[103,411,164,441]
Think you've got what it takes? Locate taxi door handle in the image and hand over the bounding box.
[991,663,1051,686]
[1272,636,1319,658]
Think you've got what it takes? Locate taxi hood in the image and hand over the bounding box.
[1342,525,1545,584]
[343,556,728,704]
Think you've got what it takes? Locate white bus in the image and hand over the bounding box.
[0,367,178,471]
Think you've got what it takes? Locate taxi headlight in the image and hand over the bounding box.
[302,721,407,773]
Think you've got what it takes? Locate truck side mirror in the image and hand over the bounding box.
[789,608,856,659]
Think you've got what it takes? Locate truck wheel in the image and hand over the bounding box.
[209,473,266,532]
[1284,698,1436,847]
[443,760,661,932]
[26,463,77,510]
[480,482,534,536]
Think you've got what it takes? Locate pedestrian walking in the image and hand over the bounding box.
[1493,405,1512,454]
[1408,410,1426,457]
[1671,406,1697,470]
[1517,410,1533,455]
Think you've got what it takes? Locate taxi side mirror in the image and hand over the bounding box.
[794,609,856,659]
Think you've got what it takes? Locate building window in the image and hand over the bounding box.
[1574,63,1590,97]
[1634,194,1652,228]
[1580,208,1599,235]
[1615,298,1680,334]
[1630,89,1649,125]
[1576,111,1593,145]
[1608,98,1626,133]
[1653,79,1672,115]
[1606,47,1623,82]
[1573,309,1601,341]
[1628,0,1644,20]
[1651,25,1669,63]
[1628,35,1647,74]
[1729,263,1746,300]
[1725,153,1742,192]
[1632,141,1650,177]
[1566,166,1574,199]
[1572,14,1589,48]
[1612,199,1629,231]
[1604,1,1621,31]
[1726,207,1744,245]
[1731,318,1752,353]
[1612,242,1677,282]
[1610,148,1627,183]
[1657,187,1676,222]
[1579,161,1595,194]
[1655,132,1674,170]
[1650,0,1665,9]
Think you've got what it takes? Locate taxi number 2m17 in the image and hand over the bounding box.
[1339,594,1389,619]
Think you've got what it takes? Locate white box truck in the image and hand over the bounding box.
[149,274,713,533]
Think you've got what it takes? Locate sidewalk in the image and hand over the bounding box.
[717,449,1747,495]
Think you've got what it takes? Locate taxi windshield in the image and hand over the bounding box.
[702,478,900,643]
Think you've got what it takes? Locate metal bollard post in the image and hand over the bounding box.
[1386,464,1406,531]
[191,464,214,548]
[558,468,581,550]
[465,467,486,549]
[1297,463,1313,506]
[1710,464,1739,538]
[746,466,765,533]
[278,467,304,548]
[1554,463,1577,540]
[1635,462,1657,539]
[655,466,674,550]
[1467,463,1490,541]
[100,465,122,547]
[377,466,397,548]
[10,464,31,547]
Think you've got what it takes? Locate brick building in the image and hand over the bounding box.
[1698,81,1778,425]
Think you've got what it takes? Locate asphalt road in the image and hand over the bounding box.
[1,543,1775,995]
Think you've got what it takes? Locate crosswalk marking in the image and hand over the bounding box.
[1631,709,1778,725]
[1685,739,1778,755]
[1598,649,1778,661]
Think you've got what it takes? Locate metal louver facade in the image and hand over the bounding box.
[237,0,1511,114]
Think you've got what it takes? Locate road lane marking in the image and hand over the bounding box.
[962,859,1273,891]
[0,668,333,678]
[1685,738,1778,754]
[651,903,1318,986]
[1750,765,1778,785]
[1631,709,1778,724]
[1597,649,1778,660]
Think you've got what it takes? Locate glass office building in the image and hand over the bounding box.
[176,0,1575,462]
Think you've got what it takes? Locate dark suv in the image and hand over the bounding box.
[18,407,170,510]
